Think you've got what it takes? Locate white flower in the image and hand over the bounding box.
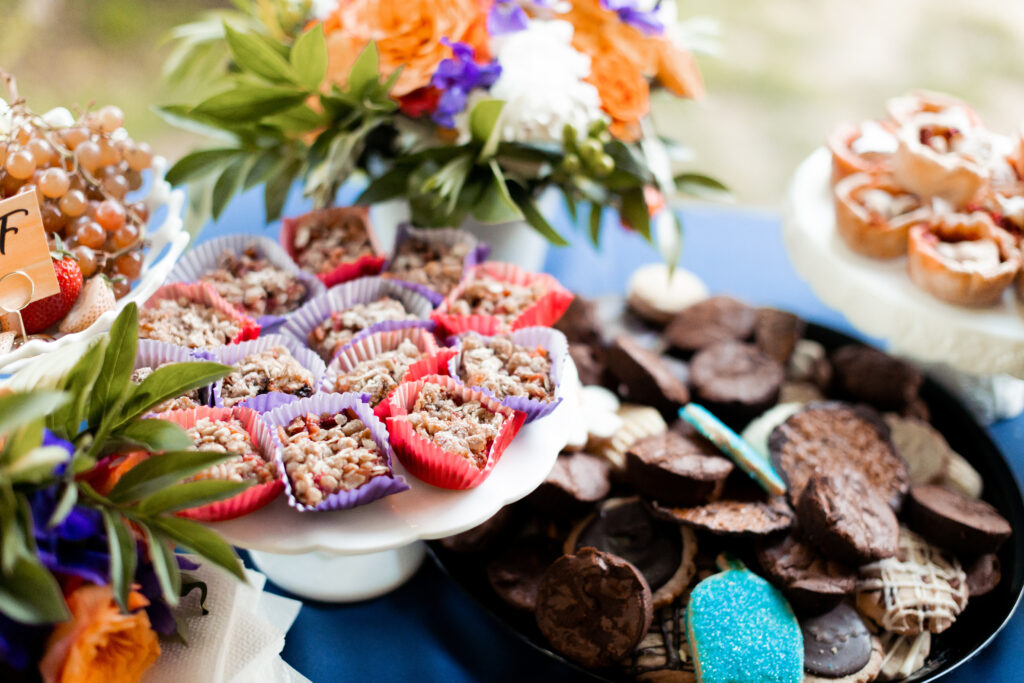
[478,19,606,143]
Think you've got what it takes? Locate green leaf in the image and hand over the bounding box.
[605,140,651,181]
[243,149,284,190]
[673,172,732,202]
[49,337,107,440]
[588,201,603,246]
[223,23,300,85]
[264,157,302,222]
[112,419,194,455]
[0,392,68,459]
[121,362,233,426]
[150,516,246,581]
[144,525,182,607]
[468,99,505,146]
[48,483,78,530]
[165,148,241,187]
[471,161,523,224]
[263,105,325,133]
[1,419,42,466]
[356,166,412,206]
[88,303,139,431]
[139,479,251,516]
[620,187,651,241]
[347,41,380,97]
[101,509,137,613]
[193,85,308,121]
[508,185,570,246]
[211,156,249,221]
[0,555,69,624]
[291,24,328,90]
[107,450,235,504]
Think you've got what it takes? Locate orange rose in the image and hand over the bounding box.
[39,584,160,683]
[322,0,491,97]
[655,39,705,99]
[566,0,657,76]
[587,50,650,142]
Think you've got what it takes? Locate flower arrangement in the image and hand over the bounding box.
[0,304,247,681]
[163,0,724,260]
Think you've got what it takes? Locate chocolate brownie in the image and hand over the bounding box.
[535,548,654,668]
[625,431,734,507]
[527,452,612,517]
[796,470,900,565]
[906,484,1012,555]
[965,553,1001,597]
[486,536,563,612]
[756,533,856,615]
[689,342,784,422]
[606,335,690,415]
[651,498,793,537]
[830,345,923,412]
[438,504,516,553]
[568,343,609,388]
[664,296,757,353]
[554,295,602,346]
[800,603,880,681]
[769,402,909,511]
[754,308,805,365]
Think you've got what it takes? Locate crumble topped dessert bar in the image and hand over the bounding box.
[307,297,418,361]
[395,382,506,469]
[458,334,555,402]
[219,346,316,407]
[139,297,242,348]
[186,416,277,483]
[200,246,309,317]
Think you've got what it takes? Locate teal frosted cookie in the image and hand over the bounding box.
[679,403,787,496]
[686,554,803,683]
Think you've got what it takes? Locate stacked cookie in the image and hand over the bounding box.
[437,289,1012,682]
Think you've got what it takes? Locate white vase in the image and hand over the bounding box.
[368,192,558,272]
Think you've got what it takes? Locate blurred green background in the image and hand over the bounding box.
[3,0,1023,207]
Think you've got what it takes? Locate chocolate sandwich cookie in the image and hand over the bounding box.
[652,497,793,538]
[565,497,697,608]
[756,533,857,614]
[965,553,1001,597]
[690,342,784,422]
[830,345,923,412]
[527,451,612,517]
[665,296,757,354]
[796,470,899,565]
[486,535,563,612]
[607,335,690,415]
[801,603,883,683]
[626,431,734,507]
[769,402,909,511]
[624,597,697,682]
[906,484,1012,555]
[553,295,602,346]
[535,548,654,668]
[438,504,516,553]
[754,308,805,365]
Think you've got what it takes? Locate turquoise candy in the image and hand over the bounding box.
[686,557,803,683]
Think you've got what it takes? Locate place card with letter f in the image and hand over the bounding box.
[0,189,60,314]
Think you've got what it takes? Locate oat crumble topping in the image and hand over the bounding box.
[307,297,418,361]
[326,338,424,405]
[293,213,374,275]
[458,335,554,402]
[131,365,200,412]
[394,382,505,469]
[200,246,309,317]
[220,346,316,407]
[385,237,473,295]
[186,417,277,483]
[449,275,545,322]
[139,297,242,348]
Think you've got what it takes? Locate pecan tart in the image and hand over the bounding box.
[834,173,929,259]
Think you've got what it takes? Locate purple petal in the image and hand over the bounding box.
[601,0,665,34]
[488,3,529,35]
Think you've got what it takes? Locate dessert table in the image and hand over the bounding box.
[199,186,1023,682]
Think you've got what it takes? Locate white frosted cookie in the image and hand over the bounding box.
[883,414,951,486]
[940,450,984,499]
[626,264,708,326]
[876,632,931,681]
[741,402,804,459]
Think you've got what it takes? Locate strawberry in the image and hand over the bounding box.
[20,237,84,334]
[59,276,116,334]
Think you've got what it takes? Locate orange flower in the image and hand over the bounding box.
[39,584,160,683]
[321,0,491,97]
[566,0,657,76]
[586,50,650,142]
[654,39,705,99]
[82,452,148,496]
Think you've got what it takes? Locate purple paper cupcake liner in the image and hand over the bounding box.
[207,334,327,410]
[168,234,326,333]
[382,224,491,306]
[261,392,409,512]
[447,326,569,423]
[320,321,440,395]
[134,339,215,409]
[281,276,435,357]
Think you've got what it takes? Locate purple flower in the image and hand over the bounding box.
[430,39,502,129]
[0,613,49,671]
[136,554,200,635]
[29,486,109,586]
[45,430,74,477]
[601,0,665,35]
[488,0,529,35]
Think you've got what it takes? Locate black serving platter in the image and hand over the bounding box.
[427,322,1024,683]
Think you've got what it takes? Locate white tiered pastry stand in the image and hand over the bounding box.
[784,147,1024,422]
[212,363,582,602]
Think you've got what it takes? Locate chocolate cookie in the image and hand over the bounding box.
[756,533,856,614]
[665,296,757,354]
[797,470,899,565]
[535,548,654,668]
[568,343,610,388]
[528,451,612,517]
[830,345,923,412]
[438,504,515,553]
[623,598,697,682]
[769,402,909,511]
[906,484,1012,555]
[754,308,805,365]
[652,498,793,537]
[626,431,734,507]
[606,335,690,415]
[965,553,1001,597]
[690,342,784,422]
[554,295,602,346]
[801,603,883,683]
[565,497,697,608]
[486,536,563,612]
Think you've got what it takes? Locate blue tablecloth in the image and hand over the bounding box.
[198,187,1023,682]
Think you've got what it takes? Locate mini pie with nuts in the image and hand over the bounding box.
[186,416,279,485]
[827,120,899,185]
[455,333,556,403]
[218,346,317,408]
[283,206,383,285]
[200,245,310,318]
[139,295,246,348]
[326,338,427,406]
[385,229,479,298]
[306,296,420,362]
[834,173,929,259]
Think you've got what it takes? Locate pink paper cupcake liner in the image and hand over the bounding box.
[151,405,285,521]
[261,392,409,512]
[447,327,568,423]
[280,206,386,288]
[431,262,575,336]
[168,234,326,334]
[381,224,491,306]
[207,334,327,410]
[320,322,439,398]
[134,339,215,409]
[281,276,434,359]
[144,281,261,346]
[374,347,458,421]
[385,374,526,490]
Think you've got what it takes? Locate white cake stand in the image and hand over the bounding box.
[211,363,582,602]
[784,148,1024,421]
